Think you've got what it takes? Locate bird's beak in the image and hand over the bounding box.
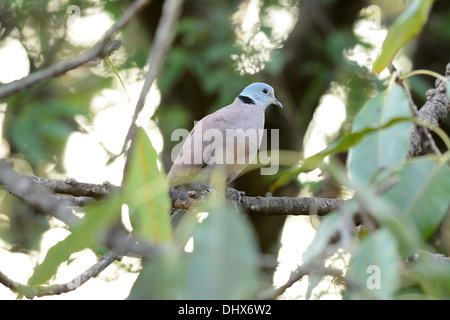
[273,98,283,108]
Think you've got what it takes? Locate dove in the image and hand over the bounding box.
[167,82,282,192]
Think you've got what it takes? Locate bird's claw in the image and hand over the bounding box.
[203,187,217,197]
[201,187,244,204]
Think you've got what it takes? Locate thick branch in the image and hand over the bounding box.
[241,195,344,216]
[5,169,345,217]
[29,175,119,199]
[0,160,159,258]
[406,63,450,157]
[169,187,344,216]
[0,160,80,226]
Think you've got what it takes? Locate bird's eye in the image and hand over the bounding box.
[263,88,268,94]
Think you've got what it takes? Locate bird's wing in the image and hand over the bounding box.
[167,109,229,187]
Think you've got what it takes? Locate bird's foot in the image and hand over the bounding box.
[203,187,217,197]
[201,186,244,204]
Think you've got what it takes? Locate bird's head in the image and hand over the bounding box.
[238,82,283,109]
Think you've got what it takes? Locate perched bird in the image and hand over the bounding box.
[167,82,282,191]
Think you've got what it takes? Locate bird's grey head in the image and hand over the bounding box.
[238,82,283,109]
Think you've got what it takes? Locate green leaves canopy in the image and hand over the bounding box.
[300,82,450,299]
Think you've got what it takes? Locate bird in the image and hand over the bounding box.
[167,82,283,194]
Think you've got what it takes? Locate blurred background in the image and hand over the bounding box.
[0,0,449,299]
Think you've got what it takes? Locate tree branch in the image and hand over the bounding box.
[29,175,119,199]
[0,160,81,226]
[119,0,185,159]
[0,40,121,100]
[409,250,450,265]
[257,258,346,300]
[0,248,123,299]
[0,158,343,220]
[400,63,450,157]
[0,160,159,258]
[389,64,441,156]
[0,0,151,100]
[168,187,344,216]
[242,195,344,216]
[19,174,344,217]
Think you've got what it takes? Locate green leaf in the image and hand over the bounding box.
[28,196,122,286]
[373,0,435,73]
[327,158,420,256]
[270,114,410,192]
[127,248,181,300]
[302,211,342,265]
[306,270,325,300]
[347,228,400,299]
[347,85,412,185]
[129,199,260,299]
[105,57,130,102]
[380,157,450,240]
[122,127,172,244]
[178,202,260,299]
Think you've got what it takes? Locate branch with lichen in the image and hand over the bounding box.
[398,62,450,157]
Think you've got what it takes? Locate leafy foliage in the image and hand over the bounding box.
[129,199,260,299]
[346,229,400,299]
[0,0,449,300]
[270,0,450,299]
[8,100,87,168]
[28,195,122,286]
[299,0,450,299]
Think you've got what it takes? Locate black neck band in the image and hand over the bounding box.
[238,95,255,105]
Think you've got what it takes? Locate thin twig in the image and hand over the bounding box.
[96,0,151,50]
[0,0,151,100]
[257,261,346,300]
[0,40,121,100]
[119,0,185,160]
[0,249,123,299]
[408,250,450,265]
